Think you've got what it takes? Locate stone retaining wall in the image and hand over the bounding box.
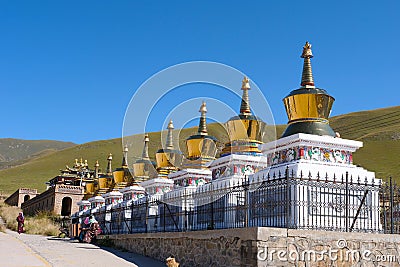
[100,227,400,266]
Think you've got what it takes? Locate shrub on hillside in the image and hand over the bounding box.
[0,201,59,236]
[0,202,20,231]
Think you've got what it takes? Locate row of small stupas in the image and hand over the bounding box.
[58,75,263,200]
[74,43,379,233]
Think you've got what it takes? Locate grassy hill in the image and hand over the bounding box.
[0,139,75,170]
[329,106,400,180]
[0,106,398,194]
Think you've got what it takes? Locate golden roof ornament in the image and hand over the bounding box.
[301,41,313,59]
[142,134,150,159]
[94,160,99,178]
[198,101,208,135]
[300,41,315,87]
[240,76,251,115]
[166,120,174,149]
[122,145,128,167]
[106,153,113,174]
[241,76,250,90]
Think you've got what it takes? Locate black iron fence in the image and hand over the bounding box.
[72,170,400,235]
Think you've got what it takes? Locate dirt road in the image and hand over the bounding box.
[1,230,164,267]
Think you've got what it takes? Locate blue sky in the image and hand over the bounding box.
[0,1,399,144]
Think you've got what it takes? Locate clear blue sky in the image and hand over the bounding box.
[0,1,399,144]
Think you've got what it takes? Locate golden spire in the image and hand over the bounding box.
[165,120,174,149]
[222,77,266,156]
[240,76,251,115]
[185,101,218,166]
[281,42,336,137]
[122,145,128,167]
[198,101,208,135]
[94,160,99,178]
[155,119,183,175]
[142,134,150,159]
[106,153,113,174]
[300,41,315,87]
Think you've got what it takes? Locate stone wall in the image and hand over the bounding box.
[5,188,38,208]
[100,227,400,267]
[21,185,83,216]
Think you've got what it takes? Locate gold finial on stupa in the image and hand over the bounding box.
[94,160,99,178]
[166,120,174,149]
[300,41,315,87]
[122,145,128,167]
[242,76,250,89]
[198,101,208,135]
[142,134,150,159]
[240,76,251,115]
[301,41,313,59]
[106,153,113,174]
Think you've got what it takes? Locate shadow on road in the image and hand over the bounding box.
[46,237,165,267]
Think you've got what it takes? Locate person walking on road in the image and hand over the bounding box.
[16,212,25,234]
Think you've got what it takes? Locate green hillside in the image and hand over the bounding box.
[329,106,400,179]
[0,106,398,194]
[0,123,229,194]
[0,138,75,170]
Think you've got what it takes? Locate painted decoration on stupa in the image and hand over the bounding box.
[267,146,353,166]
[212,164,258,179]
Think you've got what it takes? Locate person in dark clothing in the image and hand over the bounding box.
[78,216,90,242]
[83,216,101,243]
[16,212,25,234]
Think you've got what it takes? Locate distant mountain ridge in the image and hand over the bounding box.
[0,106,398,194]
[0,138,75,170]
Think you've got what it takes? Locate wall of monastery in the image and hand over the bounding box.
[21,185,83,216]
[5,188,38,208]
[100,227,400,267]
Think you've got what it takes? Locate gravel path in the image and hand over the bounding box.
[2,229,164,267]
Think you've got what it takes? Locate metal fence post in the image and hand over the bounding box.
[244,175,249,228]
[286,167,290,229]
[382,183,387,233]
[390,177,394,234]
[345,171,349,232]
[130,200,134,234]
[163,202,166,232]
[145,196,149,233]
[210,184,214,230]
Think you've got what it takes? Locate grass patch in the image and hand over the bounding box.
[0,201,59,236]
